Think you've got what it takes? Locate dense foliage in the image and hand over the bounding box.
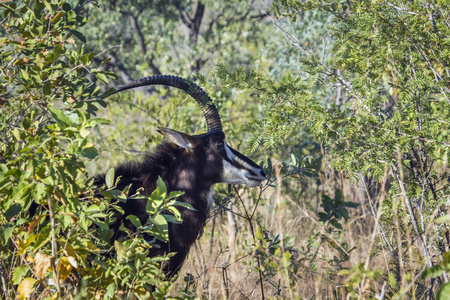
[215,0,450,298]
[1,0,450,299]
[0,1,185,298]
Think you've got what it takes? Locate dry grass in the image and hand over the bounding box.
[170,171,394,299]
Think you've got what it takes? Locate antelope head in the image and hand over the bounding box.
[113,75,266,188]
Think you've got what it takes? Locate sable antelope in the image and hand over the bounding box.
[94,75,266,277]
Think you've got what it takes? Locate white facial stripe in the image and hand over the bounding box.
[233,154,254,170]
[224,142,253,170]
[221,141,265,187]
[224,141,235,161]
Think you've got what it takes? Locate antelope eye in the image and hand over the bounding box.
[216,143,224,150]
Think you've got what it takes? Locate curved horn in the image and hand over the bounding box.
[112,75,223,133]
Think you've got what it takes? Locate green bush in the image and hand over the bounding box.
[0,1,184,298]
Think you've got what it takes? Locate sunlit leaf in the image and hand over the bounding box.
[437,282,450,300]
[51,11,64,24]
[33,252,52,279]
[17,278,36,299]
[0,225,14,244]
[105,168,115,189]
[12,265,30,285]
[436,215,450,224]
[126,215,142,228]
[56,257,73,283]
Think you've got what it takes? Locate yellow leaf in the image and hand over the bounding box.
[56,257,73,283]
[134,287,151,298]
[51,12,64,24]
[28,215,46,234]
[67,256,77,269]
[17,277,36,299]
[54,189,66,206]
[33,253,52,279]
[63,244,78,268]
[79,128,90,138]
[17,235,38,255]
[338,269,351,276]
[13,58,24,66]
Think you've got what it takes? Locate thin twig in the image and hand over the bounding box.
[391,162,432,268]
[48,196,61,296]
[233,186,265,300]
[94,45,122,58]
[360,171,390,298]
[0,260,8,299]
[261,11,311,57]
[362,172,395,258]
[375,282,387,300]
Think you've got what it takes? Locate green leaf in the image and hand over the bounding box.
[48,107,72,128]
[156,177,167,198]
[167,206,181,221]
[110,205,124,215]
[12,265,30,285]
[86,205,100,213]
[20,69,29,80]
[80,146,98,159]
[163,214,182,224]
[43,84,51,95]
[166,190,184,200]
[92,220,109,230]
[105,168,115,189]
[70,30,86,43]
[172,201,195,211]
[105,282,116,299]
[421,263,450,280]
[437,282,450,300]
[4,203,22,219]
[114,240,126,263]
[12,128,21,141]
[0,225,14,244]
[58,214,73,230]
[342,201,359,208]
[90,213,107,218]
[126,215,142,228]
[152,214,169,241]
[96,72,108,84]
[79,127,90,138]
[79,213,89,233]
[436,215,450,224]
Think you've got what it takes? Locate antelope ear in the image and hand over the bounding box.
[157,127,199,150]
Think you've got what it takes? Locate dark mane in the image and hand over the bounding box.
[94,141,210,276]
[95,141,182,195]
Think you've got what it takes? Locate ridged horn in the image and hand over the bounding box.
[112,75,223,133]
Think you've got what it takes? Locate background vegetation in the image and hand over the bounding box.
[1,0,449,299]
